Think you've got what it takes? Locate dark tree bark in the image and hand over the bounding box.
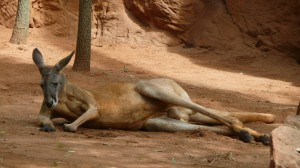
[73,0,92,71]
[297,101,300,115]
[10,0,30,44]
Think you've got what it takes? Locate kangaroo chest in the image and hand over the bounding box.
[53,95,89,119]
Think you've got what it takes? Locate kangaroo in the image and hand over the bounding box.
[32,48,276,145]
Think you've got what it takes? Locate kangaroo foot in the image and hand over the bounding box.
[255,134,270,146]
[238,130,254,143]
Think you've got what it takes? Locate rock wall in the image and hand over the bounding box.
[92,0,179,46]
[30,0,78,36]
[226,0,300,58]
[1,0,300,57]
[0,0,77,36]
[124,0,243,51]
[0,0,18,28]
[124,0,300,57]
[0,0,178,46]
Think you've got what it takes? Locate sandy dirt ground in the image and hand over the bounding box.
[0,26,299,168]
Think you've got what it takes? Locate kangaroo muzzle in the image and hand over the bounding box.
[45,94,57,108]
[46,99,55,108]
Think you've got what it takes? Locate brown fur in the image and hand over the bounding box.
[33,48,276,145]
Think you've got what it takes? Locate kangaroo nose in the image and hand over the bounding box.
[46,100,54,108]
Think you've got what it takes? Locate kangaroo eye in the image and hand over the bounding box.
[40,83,44,88]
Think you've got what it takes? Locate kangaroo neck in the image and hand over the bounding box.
[65,79,88,97]
[63,79,97,106]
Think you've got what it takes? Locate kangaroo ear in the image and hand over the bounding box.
[53,51,75,72]
[32,48,45,71]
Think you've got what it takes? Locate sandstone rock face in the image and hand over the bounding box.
[0,0,18,28]
[0,0,78,37]
[1,0,299,56]
[124,0,242,51]
[124,0,201,34]
[30,0,78,37]
[125,0,300,57]
[270,126,300,168]
[226,0,300,59]
[92,0,179,46]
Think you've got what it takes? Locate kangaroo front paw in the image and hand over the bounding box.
[40,125,56,132]
[63,123,77,133]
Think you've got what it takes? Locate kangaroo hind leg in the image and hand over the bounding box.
[143,116,233,136]
[189,109,276,125]
[135,79,271,145]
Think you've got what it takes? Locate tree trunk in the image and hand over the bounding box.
[297,101,300,115]
[73,0,92,71]
[10,0,30,44]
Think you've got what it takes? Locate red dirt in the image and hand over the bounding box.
[0,25,299,168]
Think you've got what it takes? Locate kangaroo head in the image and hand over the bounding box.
[32,48,75,108]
